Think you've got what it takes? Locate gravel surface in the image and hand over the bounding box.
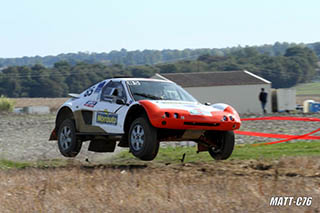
[0,112,319,162]
[237,113,320,144]
[0,114,124,162]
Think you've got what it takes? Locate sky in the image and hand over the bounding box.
[0,0,319,58]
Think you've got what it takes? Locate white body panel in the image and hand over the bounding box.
[59,79,131,134]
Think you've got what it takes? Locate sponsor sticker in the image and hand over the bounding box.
[96,111,118,125]
[189,109,203,115]
[84,87,95,97]
[94,81,106,93]
[127,80,141,86]
[157,101,185,105]
[184,104,198,108]
[84,101,97,108]
[189,108,212,116]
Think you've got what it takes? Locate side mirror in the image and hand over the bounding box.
[111,88,119,96]
[116,98,126,105]
[204,102,211,106]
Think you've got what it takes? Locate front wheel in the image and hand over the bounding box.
[207,131,235,160]
[128,116,159,161]
[57,119,82,157]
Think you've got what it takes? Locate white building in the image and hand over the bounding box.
[272,88,296,112]
[152,70,272,114]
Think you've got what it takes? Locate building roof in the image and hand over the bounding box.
[154,70,271,87]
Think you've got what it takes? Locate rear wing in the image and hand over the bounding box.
[68,93,80,98]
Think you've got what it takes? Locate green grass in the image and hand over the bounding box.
[296,82,320,95]
[0,160,31,169]
[0,159,68,169]
[231,141,320,160]
[0,95,15,112]
[1,142,319,169]
[114,141,320,163]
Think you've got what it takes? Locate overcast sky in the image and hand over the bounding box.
[0,0,319,58]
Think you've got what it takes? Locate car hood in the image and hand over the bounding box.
[141,100,230,116]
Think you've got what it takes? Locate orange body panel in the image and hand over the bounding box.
[139,100,241,131]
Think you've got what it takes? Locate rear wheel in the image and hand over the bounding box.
[128,116,159,161]
[207,131,235,160]
[57,119,82,157]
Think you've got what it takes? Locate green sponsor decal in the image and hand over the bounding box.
[96,112,117,125]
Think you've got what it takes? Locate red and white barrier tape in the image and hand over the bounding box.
[241,116,320,122]
[235,116,320,145]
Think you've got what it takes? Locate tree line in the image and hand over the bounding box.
[1,42,320,68]
[0,46,318,97]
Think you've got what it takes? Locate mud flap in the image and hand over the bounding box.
[197,143,209,152]
[118,134,129,147]
[49,129,57,141]
[88,139,116,152]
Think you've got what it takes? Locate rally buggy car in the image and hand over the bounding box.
[49,78,241,161]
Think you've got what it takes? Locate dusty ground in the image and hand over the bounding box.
[1,98,320,212]
[0,113,124,162]
[1,113,320,161]
[237,113,320,144]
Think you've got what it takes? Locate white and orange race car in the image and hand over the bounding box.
[50,78,241,161]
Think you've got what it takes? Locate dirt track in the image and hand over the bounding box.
[0,113,123,162]
[0,112,320,161]
[0,109,320,212]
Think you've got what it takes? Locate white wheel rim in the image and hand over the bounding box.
[59,126,72,151]
[130,124,145,151]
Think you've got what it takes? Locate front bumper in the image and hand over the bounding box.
[140,101,241,131]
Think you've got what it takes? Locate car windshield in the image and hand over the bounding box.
[127,80,198,102]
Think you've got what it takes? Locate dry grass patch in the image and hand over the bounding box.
[10,98,68,112]
[0,157,319,212]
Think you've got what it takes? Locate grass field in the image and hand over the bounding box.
[0,159,67,170]
[296,82,320,95]
[112,141,320,164]
[2,141,319,169]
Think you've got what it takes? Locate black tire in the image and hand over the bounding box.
[207,131,235,160]
[57,119,82,157]
[128,116,159,161]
